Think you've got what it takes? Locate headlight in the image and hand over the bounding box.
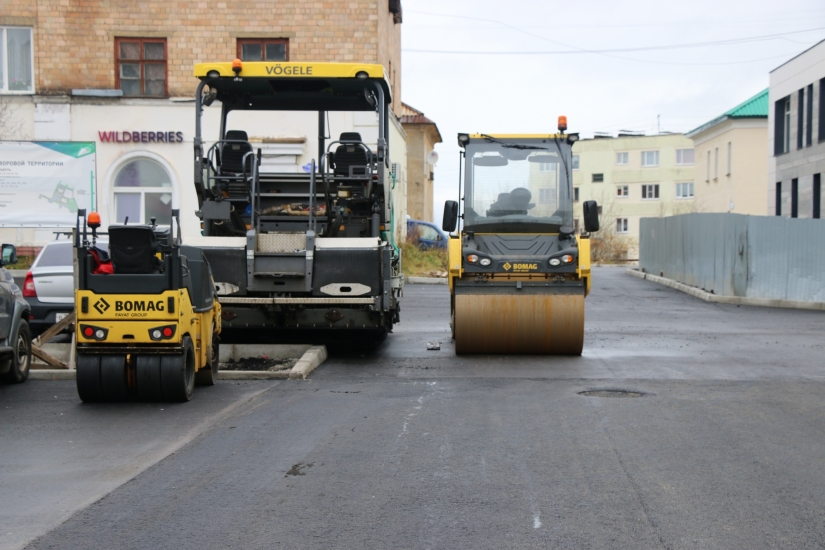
[466,254,479,263]
[479,258,491,266]
[561,254,574,264]
[549,258,561,267]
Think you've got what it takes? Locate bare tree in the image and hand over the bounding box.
[589,190,632,263]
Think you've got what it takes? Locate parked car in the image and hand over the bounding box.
[406,219,449,249]
[0,244,32,383]
[24,240,107,336]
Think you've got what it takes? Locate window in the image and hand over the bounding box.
[573,187,580,202]
[572,155,579,170]
[592,173,604,183]
[797,89,804,150]
[538,163,555,172]
[676,182,694,198]
[616,152,628,165]
[706,151,711,181]
[237,38,289,61]
[775,96,791,154]
[538,188,554,204]
[616,218,629,234]
[819,79,825,142]
[776,182,782,216]
[806,83,813,147]
[814,174,821,219]
[675,148,694,165]
[114,158,174,225]
[0,27,34,93]
[791,178,798,218]
[714,147,718,179]
[116,38,167,97]
[727,142,732,176]
[616,185,628,198]
[642,184,659,200]
[641,150,659,167]
[416,224,439,241]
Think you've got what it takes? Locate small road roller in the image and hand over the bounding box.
[441,118,600,354]
[73,210,221,402]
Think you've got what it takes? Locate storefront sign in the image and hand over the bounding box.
[0,141,96,227]
[98,131,184,143]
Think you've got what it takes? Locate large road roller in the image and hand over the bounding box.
[441,118,600,354]
[73,209,221,402]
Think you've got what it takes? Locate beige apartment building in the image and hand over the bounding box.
[0,0,409,247]
[686,89,768,215]
[400,103,442,222]
[572,133,695,259]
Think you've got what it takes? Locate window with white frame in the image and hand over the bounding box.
[616,218,629,234]
[0,27,34,93]
[676,182,694,198]
[714,147,719,179]
[113,158,174,225]
[539,162,555,172]
[573,187,580,202]
[616,185,629,198]
[641,184,660,199]
[676,148,694,165]
[592,173,604,183]
[616,152,628,165]
[726,142,731,175]
[572,155,579,170]
[641,150,659,167]
[706,151,711,181]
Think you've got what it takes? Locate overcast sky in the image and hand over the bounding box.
[400,0,825,222]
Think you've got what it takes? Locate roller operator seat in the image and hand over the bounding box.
[220,130,253,175]
[108,224,162,274]
[332,132,372,196]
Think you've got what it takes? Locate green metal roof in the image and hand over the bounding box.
[724,88,768,118]
[686,88,768,137]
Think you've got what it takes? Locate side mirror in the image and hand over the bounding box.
[442,200,458,232]
[1,244,17,266]
[583,200,600,232]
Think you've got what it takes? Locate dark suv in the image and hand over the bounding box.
[0,244,33,383]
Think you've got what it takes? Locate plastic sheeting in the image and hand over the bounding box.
[639,214,825,303]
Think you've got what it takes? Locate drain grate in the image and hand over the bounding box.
[578,390,644,398]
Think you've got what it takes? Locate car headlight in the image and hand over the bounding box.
[479,258,491,266]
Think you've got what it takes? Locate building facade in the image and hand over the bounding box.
[686,89,768,215]
[768,39,825,219]
[0,0,408,247]
[572,133,695,259]
[400,103,442,223]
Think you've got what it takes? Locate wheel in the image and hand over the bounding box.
[136,355,163,402]
[100,355,129,402]
[195,326,219,386]
[1,320,31,384]
[76,354,103,402]
[161,335,195,402]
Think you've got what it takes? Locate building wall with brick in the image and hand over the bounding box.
[0,0,402,111]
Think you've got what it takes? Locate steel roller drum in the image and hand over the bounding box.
[454,293,584,354]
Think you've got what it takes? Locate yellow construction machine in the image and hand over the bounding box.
[441,118,600,354]
[73,210,221,402]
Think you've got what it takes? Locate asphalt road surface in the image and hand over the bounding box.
[4,267,825,549]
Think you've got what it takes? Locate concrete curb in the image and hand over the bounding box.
[27,344,330,381]
[406,276,448,285]
[289,345,328,380]
[626,269,825,311]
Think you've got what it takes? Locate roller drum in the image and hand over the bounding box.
[454,293,584,355]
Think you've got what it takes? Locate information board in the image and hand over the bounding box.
[0,141,96,227]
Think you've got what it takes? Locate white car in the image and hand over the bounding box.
[24,240,107,336]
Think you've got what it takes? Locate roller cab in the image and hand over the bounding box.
[73,210,221,402]
[442,129,600,355]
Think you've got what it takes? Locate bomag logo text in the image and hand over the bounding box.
[513,263,538,270]
[115,300,165,312]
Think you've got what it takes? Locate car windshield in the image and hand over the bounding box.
[463,138,573,233]
[35,241,108,268]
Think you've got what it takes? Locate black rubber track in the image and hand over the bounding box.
[75,354,103,403]
[135,355,163,402]
[100,355,129,402]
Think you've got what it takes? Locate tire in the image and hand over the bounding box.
[1,320,31,384]
[136,355,163,402]
[194,327,219,386]
[161,336,195,402]
[76,354,103,402]
[100,355,129,402]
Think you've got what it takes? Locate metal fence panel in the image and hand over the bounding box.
[639,214,825,302]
